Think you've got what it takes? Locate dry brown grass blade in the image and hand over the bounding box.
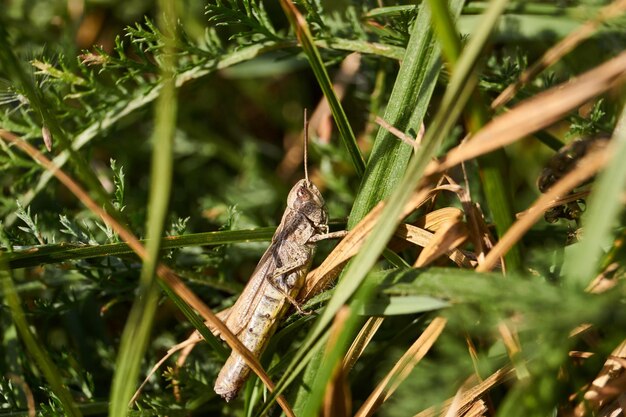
[477,146,609,272]
[443,388,464,417]
[375,115,424,152]
[515,190,590,219]
[414,367,515,417]
[323,306,352,417]
[7,374,35,417]
[443,388,488,417]
[598,395,626,417]
[492,0,626,108]
[415,207,464,232]
[570,350,596,359]
[396,224,475,268]
[460,400,488,417]
[414,220,468,267]
[575,340,626,416]
[586,262,621,293]
[302,186,432,299]
[130,336,199,405]
[0,130,296,417]
[394,223,443,248]
[354,317,447,417]
[342,316,385,373]
[432,51,626,175]
[435,179,495,264]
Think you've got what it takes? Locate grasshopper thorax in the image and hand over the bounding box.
[287,179,327,226]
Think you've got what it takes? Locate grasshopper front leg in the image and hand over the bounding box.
[269,230,347,314]
[309,230,348,242]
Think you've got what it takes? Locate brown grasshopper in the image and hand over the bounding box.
[214,112,344,401]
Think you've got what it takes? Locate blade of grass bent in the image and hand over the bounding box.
[0,259,83,417]
[349,0,465,226]
[109,2,178,416]
[563,104,626,288]
[280,0,365,176]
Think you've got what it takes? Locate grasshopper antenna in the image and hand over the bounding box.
[303,108,309,183]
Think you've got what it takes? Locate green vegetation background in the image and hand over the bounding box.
[1,1,626,416]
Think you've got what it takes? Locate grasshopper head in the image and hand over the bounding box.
[287,179,327,226]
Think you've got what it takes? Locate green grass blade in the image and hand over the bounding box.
[0,257,83,417]
[564,105,626,288]
[349,0,465,226]
[5,228,276,269]
[280,0,366,177]
[108,3,178,416]
[428,1,463,61]
[289,0,466,396]
[359,294,449,315]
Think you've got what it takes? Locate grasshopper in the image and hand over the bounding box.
[214,112,343,401]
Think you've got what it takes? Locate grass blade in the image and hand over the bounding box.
[280,0,365,176]
[349,0,464,226]
[310,0,506,365]
[108,2,178,416]
[5,228,275,269]
[296,285,375,417]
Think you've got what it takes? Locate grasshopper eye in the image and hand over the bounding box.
[297,187,309,199]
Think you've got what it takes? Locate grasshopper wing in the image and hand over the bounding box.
[222,242,278,336]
